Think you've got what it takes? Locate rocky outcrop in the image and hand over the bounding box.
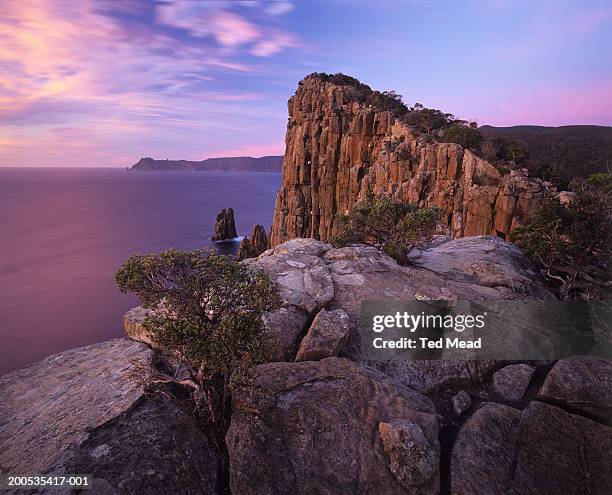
[537,357,612,422]
[226,358,440,495]
[451,401,612,494]
[237,224,269,260]
[116,237,611,493]
[211,207,237,241]
[270,74,555,246]
[126,236,553,391]
[0,339,219,494]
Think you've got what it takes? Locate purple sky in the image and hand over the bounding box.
[1,0,611,167]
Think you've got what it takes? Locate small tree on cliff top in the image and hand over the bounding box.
[332,197,442,264]
[510,178,611,299]
[115,249,280,427]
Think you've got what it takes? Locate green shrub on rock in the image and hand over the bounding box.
[332,197,442,264]
[115,249,280,427]
[511,180,611,299]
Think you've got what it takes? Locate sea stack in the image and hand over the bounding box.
[237,224,269,260]
[211,208,237,241]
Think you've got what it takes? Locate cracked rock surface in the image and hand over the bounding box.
[0,339,219,494]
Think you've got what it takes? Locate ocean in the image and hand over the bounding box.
[0,168,281,375]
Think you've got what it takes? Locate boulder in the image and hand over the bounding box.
[211,207,237,241]
[295,308,350,361]
[408,236,551,299]
[0,339,219,494]
[226,358,440,495]
[538,357,612,422]
[451,401,612,494]
[245,250,334,314]
[378,420,440,489]
[262,305,309,361]
[491,364,535,402]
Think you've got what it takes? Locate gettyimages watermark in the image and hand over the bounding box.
[360,300,612,361]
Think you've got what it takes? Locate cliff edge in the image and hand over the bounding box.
[270,74,555,246]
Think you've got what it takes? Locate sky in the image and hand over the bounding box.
[0,0,611,167]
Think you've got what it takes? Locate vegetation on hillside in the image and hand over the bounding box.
[510,175,611,299]
[115,249,280,428]
[480,125,612,185]
[331,196,442,264]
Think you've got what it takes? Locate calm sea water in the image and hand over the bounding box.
[0,168,281,375]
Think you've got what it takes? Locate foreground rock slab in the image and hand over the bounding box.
[226,357,440,495]
[0,339,219,494]
[537,357,612,422]
[451,401,612,494]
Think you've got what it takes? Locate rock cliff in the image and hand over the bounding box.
[270,74,555,246]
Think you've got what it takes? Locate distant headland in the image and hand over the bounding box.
[129,155,283,172]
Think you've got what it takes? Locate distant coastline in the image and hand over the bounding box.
[130,155,283,172]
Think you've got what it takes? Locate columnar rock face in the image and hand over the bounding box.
[211,207,237,241]
[270,74,554,246]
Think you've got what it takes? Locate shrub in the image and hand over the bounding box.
[115,249,280,427]
[587,173,612,192]
[332,197,442,264]
[441,124,483,150]
[510,180,611,299]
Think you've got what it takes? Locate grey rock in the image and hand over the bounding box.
[538,357,612,422]
[414,285,457,309]
[295,308,350,361]
[451,401,612,494]
[408,235,552,299]
[452,390,472,416]
[378,420,440,488]
[271,237,333,257]
[247,252,334,313]
[491,364,535,402]
[262,305,309,361]
[374,360,498,395]
[0,339,219,494]
[226,357,439,495]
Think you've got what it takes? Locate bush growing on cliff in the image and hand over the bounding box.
[510,180,611,299]
[441,122,483,150]
[332,197,442,264]
[115,249,280,427]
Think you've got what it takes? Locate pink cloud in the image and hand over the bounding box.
[156,1,299,57]
[211,11,260,47]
